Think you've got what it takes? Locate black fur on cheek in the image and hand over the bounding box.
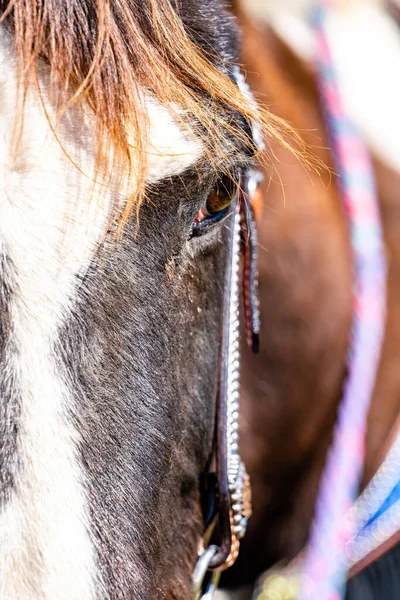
[60,165,230,598]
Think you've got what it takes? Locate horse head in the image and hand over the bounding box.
[0,1,272,597]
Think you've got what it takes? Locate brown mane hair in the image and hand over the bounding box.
[0,0,311,222]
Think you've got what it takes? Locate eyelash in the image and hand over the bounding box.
[191,174,239,237]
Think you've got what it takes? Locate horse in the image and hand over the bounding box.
[0,1,285,598]
[217,0,400,598]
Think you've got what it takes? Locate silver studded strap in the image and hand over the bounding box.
[194,170,260,598]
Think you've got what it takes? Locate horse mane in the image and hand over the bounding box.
[0,0,310,223]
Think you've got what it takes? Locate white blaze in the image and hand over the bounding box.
[0,24,202,600]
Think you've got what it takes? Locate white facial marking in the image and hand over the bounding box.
[0,22,202,600]
[240,0,400,174]
[145,98,203,182]
[0,31,108,600]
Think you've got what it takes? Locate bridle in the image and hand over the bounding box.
[194,168,261,599]
[191,66,264,599]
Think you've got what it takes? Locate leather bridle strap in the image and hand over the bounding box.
[241,176,261,354]
[200,171,260,577]
[194,66,263,597]
[209,190,241,570]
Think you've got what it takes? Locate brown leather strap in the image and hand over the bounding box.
[209,174,260,569]
[240,184,260,353]
[208,193,239,569]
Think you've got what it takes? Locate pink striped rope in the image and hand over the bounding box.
[298,3,387,599]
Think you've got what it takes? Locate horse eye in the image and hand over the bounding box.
[192,175,239,236]
[205,176,238,215]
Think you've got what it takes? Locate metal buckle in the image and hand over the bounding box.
[193,546,222,600]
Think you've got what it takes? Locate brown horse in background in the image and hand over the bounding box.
[221,2,400,598]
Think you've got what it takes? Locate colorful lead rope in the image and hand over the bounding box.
[298,3,387,600]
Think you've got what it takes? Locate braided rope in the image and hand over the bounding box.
[298,3,387,599]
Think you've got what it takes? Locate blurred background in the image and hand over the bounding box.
[216,1,400,599]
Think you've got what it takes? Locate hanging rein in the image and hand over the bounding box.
[298,2,387,598]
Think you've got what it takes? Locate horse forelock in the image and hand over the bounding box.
[0,0,288,227]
